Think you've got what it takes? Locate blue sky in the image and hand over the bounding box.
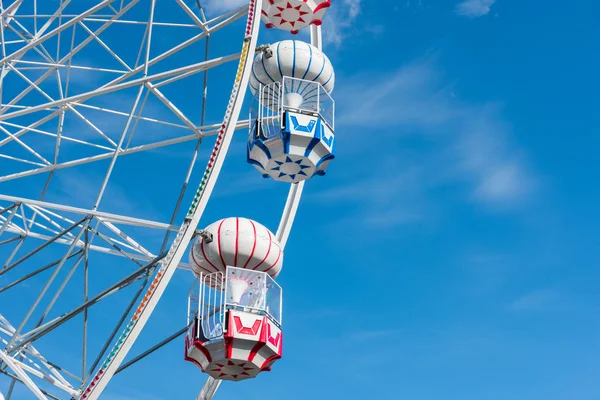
[1,0,600,399]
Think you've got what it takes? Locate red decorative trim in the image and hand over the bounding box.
[191,243,214,274]
[252,227,272,271]
[314,1,331,13]
[184,354,206,372]
[260,354,281,371]
[234,217,239,266]
[248,340,266,362]
[248,317,268,362]
[184,332,191,361]
[225,312,234,339]
[224,336,234,359]
[263,245,281,275]
[200,239,219,273]
[234,316,262,335]
[193,340,212,363]
[184,330,212,371]
[266,323,282,350]
[243,219,257,269]
[217,219,227,269]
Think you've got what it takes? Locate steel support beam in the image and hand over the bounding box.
[115,326,186,374]
[6,253,166,354]
[0,350,48,399]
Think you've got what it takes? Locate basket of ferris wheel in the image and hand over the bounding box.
[185,217,284,381]
[247,39,336,184]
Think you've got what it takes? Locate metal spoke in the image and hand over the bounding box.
[7,253,166,354]
[115,326,187,374]
[0,2,264,399]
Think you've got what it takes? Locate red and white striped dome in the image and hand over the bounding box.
[261,0,331,34]
[189,217,283,279]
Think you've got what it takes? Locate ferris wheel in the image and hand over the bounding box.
[0,1,336,399]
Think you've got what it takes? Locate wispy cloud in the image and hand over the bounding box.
[318,57,535,228]
[311,161,430,228]
[48,170,160,222]
[322,0,364,47]
[510,288,565,312]
[455,110,535,207]
[200,0,247,14]
[455,0,497,18]
[344,61,533,209]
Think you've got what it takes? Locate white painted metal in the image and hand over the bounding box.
[0,350,47,400]
[0,195,179,231]
[189,217,283,278]
[186,266,282,381]
[197,377,222,400]
[0,315,74,394]
[0,2,327,399]
[0,2,260,398]
[198,20,326,400]
[76,2,264,399]
[249,39,335,94]
[275,25,322,247]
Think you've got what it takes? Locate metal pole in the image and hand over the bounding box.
[0,216,88,276]
[7,253,166,354]
[0,370,61,400]
[0,250,83,294]
[7,219,90,345]
[85,273,150,380]
[0,235,22,247]
[115,326,187,374]
[33,253,85,328]
[0,204,19,235]
[82,229,89,381]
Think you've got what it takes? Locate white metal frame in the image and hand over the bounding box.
[0,1,254,399]
[187,270,226,342]
[0,2,325,399]
[186,265,283,352]
[252,75,335,141]
[275,25,323,248]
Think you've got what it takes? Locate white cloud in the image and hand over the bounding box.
[48,169,160,221]
[510,288,564,312]
[200,0,247,14]
[322,0,362,47]
[455,113,535,207]
[345,0,362,18]
[455,0,496,18]
[318,58,535,229]
[311,162,429,229]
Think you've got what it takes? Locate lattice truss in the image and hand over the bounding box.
[0,1,251,398]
